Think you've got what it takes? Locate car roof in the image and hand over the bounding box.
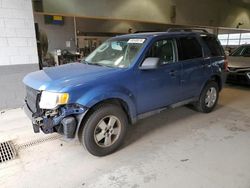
[115,31,215,39]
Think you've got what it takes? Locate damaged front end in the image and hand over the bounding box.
[32,104,87,138]
[24,86,87,138]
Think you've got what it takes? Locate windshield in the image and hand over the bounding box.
[230,46,250,57]
[82,38,146,68]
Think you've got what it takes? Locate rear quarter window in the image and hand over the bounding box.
[177,37,203,61]
[201,36,224,57]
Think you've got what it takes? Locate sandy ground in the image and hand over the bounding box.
[0,85,249,188]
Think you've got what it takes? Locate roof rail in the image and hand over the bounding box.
[134,30,159,33]
[167,28,209,33]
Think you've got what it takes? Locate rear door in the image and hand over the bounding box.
[201,34,225,72]
[176,35,206,99]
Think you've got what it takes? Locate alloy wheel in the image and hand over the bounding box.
[205,87,217,108]
[94,115,121,148]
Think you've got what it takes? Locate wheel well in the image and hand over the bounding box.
[81,98,132,127]
[95,99,131,121]
[210,75,222,91]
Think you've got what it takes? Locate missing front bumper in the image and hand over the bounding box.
[24,103,87,138]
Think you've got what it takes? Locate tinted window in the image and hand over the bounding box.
[177,37,202,60]
[146,39,175,64]
[202,36,224,57]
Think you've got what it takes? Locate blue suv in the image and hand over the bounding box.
[23,31,227,156]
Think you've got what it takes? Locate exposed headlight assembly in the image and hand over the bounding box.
[39,91,69,109]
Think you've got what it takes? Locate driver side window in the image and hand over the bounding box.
[146,39,175,65]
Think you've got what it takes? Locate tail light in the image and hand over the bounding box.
[224,56,229,71]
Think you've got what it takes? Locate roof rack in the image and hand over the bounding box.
[134,30,159,33]
[167,28,209,33]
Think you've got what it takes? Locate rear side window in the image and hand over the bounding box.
[202,36,224,57]
[177,37,203,61]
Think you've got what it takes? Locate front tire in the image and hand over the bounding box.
[79,104,128,156]
[194,81,219,113]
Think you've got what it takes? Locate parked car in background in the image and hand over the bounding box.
[227,45,250,85]
[23,30,227,156]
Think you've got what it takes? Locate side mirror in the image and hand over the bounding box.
[140,57,160,70]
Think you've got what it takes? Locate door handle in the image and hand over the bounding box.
[202,64,211,68]
[169,70,177,76]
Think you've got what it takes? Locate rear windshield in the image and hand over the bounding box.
[201,35,224,57]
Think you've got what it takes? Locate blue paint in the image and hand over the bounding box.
[23,32,227,124]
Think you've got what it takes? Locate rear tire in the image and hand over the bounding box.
[194,81,219,113]
[79,104,128,156]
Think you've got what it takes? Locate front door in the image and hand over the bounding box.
[136,38,182,114]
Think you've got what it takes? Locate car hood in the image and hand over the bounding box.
[228,56,250,69]
[23,63,123,91]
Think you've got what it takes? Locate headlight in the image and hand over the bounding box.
[39,91,69,109]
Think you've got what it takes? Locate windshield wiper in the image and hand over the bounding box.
[82,60,90,64]
[89,62,115,68]
[82,60,114,68]
[89,62,105,67]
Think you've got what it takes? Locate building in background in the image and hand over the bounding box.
[0,0,38,110]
